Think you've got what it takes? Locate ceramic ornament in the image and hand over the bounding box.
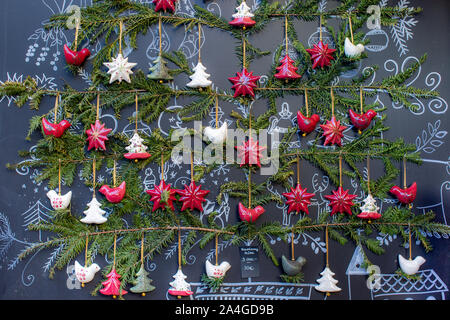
[297,112,320,136]
[205,260,231,279]
[320,116,347,146]
[344,37,364,58]
[204,122,228,145]
[146,180,177,212]
[130,265,156,296]
[325,186,357,216]
[281,255,306,276]
[236,137,266,167]
[64,44,91,66]
[390,182,417,205]
[80,196,107,224]
[46,190,72,210]
[349,109,377,134]
[282,184,315,215]
[148,55,173,82]
[357,194,382,220]
[99,181,126,204]
[228,68,260,98]
[74,260,100,285]
[85,119,112,151]
[186,62,212,88]
[42,118,71,138]
[100,268,128,298]
[124,132,151,160]
[168,268,194,298]
[177,181,210,212]
[274,55,302,81]
[103,53,137,84]
[398,254,426,276]
[238,202,265,223]
[306,40,336,69]
[229,1,256,29]
[315,266,341,293]
[153,0,176,13]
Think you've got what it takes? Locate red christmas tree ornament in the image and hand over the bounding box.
[146,180,177,212]
[236,137,266,167]
[390,182,417,205]
[85,119,112,151]
[320,116,347,146]
[297,111,320,136]
[41,118,71,138]
[282,184,315,215]
[325,186,357,216]
[63,44,91,66]
[177,181,210,212]
[153,0,176,12]
[306,40,336,69]
[274,55,302,81]
[99,181,126,204]
[228,68,260,98]
[238,202,265,223]
[349,109,377,134]
[99,268,128,298]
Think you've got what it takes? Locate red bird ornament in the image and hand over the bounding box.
[297,111,320,136]
[99,181,126,204]
[390,182,417,206]
[348,109,377,134]
[42,118,71,138]
[238,202,265,223]
[63,44,91,66]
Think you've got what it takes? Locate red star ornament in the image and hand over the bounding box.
[306,40,336,69]
[282,184,315,214]
[320,116,347,146]
[146,180,177,212]
[86,119,112,151]
[177,181,210,212]
[228,68,260,98]
[153,0,176,12]
[324,186,357,216]
[236,137,266,167]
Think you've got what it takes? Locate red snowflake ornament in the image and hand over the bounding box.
[306,40,336,69]
[153,0,176,12]
[282,184,315,214]
[99,268,127,298]
[274,55,302,81]
[177,181,210,212]
[324,186,357,216]
[146,180,177,212]
[236,137,266,167]
[228,68,260,98]
[320,116,347,146]
[86,119,112,151]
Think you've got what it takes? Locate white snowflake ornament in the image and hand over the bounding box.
[103,53,137,84]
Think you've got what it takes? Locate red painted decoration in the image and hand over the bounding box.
[99,268,128,298]
[238,202,265,223]
[297,111,320,136]
[63,44,91,66]
[168,289,194,297]
[41,118,71,138]
[274,55,302,81]
[306,41,336,69]
[325,186,357,216]
[349,109,377,134]
[177,181,210,212]
[85,119,112,151]
[282,184,315,215]
[99,181,126,203]
[229,16,256,28]
[124,152,151,160]
[228,68,260,98]
[153,0,176,12]
[146,180,177,212]
[320,116,347,146]
[236,137,266,167]
[390,182,417,205]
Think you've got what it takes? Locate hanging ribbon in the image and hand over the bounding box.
[135,93,139,132]
[119,20,123,55]
[96,94,100,121]
[325,224,329,268]
[53,93,60,124]
[198,23,202,63]
[177,227,182,269]
[331,87,335,118]
[285,15,289,53]
[366,155,371,194]
[190,151,194,182]
[408,223,412,260]
[359,86,364,114]
[348,14,354,44]
[304,89,309,118]
[215,233,219,266]
[58,158,62,196]
[319,15,323,42]
[296,153,300,186]
[113,159,117,188]
[215,95,219,129]
[339,153,343,187]
[158,13,162,57]
[291,231,295,261]
[92,158,96,198]
[161,153,164,181]
[113,233,117,269]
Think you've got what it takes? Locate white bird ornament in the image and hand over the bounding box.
[46,190,72,210]
[74,260,101,285]
[344,37,365,58]
[203,122,228,145]
[205,260,231,279]
[398,254,426,275]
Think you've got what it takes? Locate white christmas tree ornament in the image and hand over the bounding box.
[168,268,194,298]
[124,132,151,160]
[186,62,212,88]
[80,196,107,224]
[315,266,342,294]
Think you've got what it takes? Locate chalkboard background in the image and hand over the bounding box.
[0,0,448,300]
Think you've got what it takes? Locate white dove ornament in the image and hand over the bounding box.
[47,190,72,210]
[205,260,231,279]
[344,37,365,58]
[203,122,228,145]
[398,254,426,275]
[74,260,101,286]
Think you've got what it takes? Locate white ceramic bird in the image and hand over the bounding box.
[46,190,72,210]
[205,260,231,279]
[344,37,365,58]
[398,254,426,275]
[74,260,101,284]
[203,122,228,145]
